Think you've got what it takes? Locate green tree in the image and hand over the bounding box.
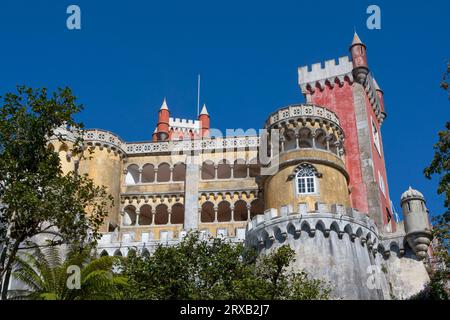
[418,61,450,299]
[0,86,113,299]
[120,232,331,300]
[10,244,126,300]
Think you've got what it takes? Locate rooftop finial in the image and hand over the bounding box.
[200,103,209,116]
[351,31,364,46]
[160,97,169,110]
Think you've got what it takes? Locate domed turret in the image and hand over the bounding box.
[400,187,432,260]
[401,187,424,202]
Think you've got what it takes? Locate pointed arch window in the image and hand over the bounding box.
[296,166,317,195]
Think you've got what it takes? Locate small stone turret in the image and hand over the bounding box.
[349,32,369,84]
[400,187,432,260]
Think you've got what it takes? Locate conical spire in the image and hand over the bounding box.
[199,103,209,116]
[160,98,169,110]
[351,31,364,46]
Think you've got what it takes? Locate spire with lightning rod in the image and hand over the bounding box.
[197,74,201,117]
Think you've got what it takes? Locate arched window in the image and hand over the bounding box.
[139,205,152,225]
[141,164,155,183]
[233,200,248,221]
[100,250,109,257]
[217,160,231,179]
[157,163,171,182]
[173,163,186,181]
[296,166,316,194]
[126,164,140,185]
[154,204,169,225]
[201,202,215,223]
[328,135,338,155]
[171,203,184,224]
[250,198,264,218]
[314,130,327,150]
[123,205,137,226]
[201,161,215,180]
[233,159,247,178]
[284,129,296,151]
[298,127,313,148]
[217,201,231,222]
[249,158,260,177]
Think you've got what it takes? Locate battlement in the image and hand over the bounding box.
[246,203,379,249]
[246,204,413,261]
[169,117,201,133]
[298,56,353,92]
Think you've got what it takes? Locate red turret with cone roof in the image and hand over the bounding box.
[350,32,369,84]
[198,103,210,137]
[156,98,170,141]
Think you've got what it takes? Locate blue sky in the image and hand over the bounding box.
[0,0,449,218]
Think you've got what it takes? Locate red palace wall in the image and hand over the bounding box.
[308,81,369,214]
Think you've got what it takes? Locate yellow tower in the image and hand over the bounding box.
[262,104,350,214]
[49,127,124,232]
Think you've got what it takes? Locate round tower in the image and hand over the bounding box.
[198,103,210,137]
[262,103,350,214]
[400,187,432,260]
[350,32,369,84]
[156,98,170,141]
[78,130,125,232]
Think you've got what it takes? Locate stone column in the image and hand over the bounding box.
[230,164,234,178]
[214,206,218,223]
[135,209,140,226]
[184,161,200,230]
[230,205,235,223]
[167,207,172,225]
[246,204,251,222]
[169,167,173,182]
[151,208,156,225]
[138,168,143,183]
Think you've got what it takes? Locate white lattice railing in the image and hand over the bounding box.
[124,136,260,155]
[267,104,340,127]
[83,129,260,155]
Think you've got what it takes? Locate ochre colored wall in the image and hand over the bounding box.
[78,146,122,232]
[264,149,350,212]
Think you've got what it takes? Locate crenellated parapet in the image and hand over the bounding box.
[298,56,354,93]
[246,205,379,251]
[363,74,386,125]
